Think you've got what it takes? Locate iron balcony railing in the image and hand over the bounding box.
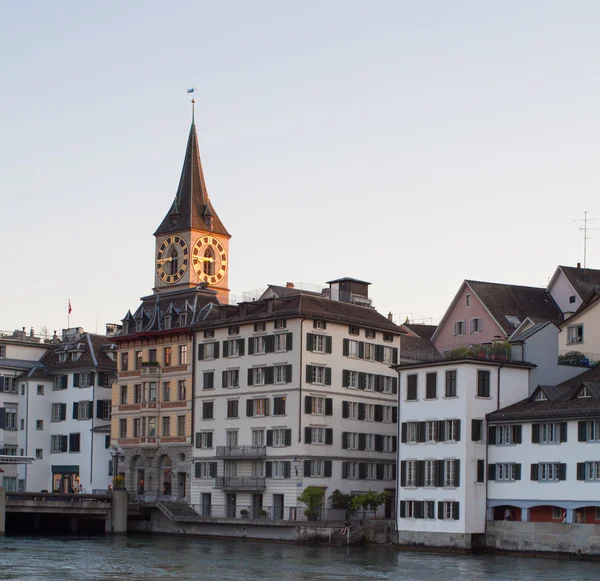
[215,445,266,458]
[214,476,266,490]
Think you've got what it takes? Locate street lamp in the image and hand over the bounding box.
[109,445,124,488]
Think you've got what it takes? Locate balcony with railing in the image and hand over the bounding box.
[214,476,266,490]
[141,362,160,377]
[215,445,266,458]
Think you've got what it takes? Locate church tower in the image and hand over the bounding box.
[154,115,231,303]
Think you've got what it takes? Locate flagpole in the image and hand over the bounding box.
[68,299,71,328]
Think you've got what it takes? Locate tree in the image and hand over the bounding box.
[328,489,355,512]
[350,490,390,517]
[298,486,325,519]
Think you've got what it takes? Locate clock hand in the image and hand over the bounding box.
[157,257,173,264]
[194,256,214,262]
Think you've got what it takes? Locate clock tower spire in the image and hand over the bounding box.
[153,114,231,302]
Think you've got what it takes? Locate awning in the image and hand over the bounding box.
[51,465,79,474]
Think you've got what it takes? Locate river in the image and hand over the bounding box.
[0,535,599,580]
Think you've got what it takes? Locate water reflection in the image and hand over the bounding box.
[1,535,599,581]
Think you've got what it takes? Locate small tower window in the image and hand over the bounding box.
[204,215,213,228]
[204,247,215,276]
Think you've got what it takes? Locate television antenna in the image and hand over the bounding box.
[573,211,599,269]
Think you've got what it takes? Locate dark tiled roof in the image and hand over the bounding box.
[399,336,441,363]
[42,333,117,372]
[193,294,402,334]
[155,122,229,238]
[509,321,553,343]
[488,367,600,422]
[466,280,562,336]
[560,265,600,300]
[402,324,437,340]
[261,285,323,298]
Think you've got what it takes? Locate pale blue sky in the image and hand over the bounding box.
[1,1,599,336]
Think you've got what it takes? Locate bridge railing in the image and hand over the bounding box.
[5,492,111,502]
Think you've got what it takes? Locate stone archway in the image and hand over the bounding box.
[133,455,146,495]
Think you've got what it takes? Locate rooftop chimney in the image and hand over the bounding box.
[286,282,294,289]
[388,312,393,321]
[577,262,581,269]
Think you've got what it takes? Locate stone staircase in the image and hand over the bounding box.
[156,501,199,520]
[329,525,364,545]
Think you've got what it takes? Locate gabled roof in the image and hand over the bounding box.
[401,323,437,341]
[0,358,42,371]
[260,284,324,299]
[154,121,229,238]
[431,280,562,343]
[559,288,600,326]
[41,333,116,372]
[554,265,600,300]
[509,320,554,343]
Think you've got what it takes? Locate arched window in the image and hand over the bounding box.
[204,247,215,276]
[169,247,179,275]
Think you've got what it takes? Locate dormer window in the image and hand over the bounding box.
[204,215,213,228]
[569,295,577,304]
[71,352,81,361]
[180,313,188,327]
[136,320,143,332]
[535,391,548,401]
[59,353,67,362]
[505,315,521,329]
[165,315,172,330]
[578,386,592,399]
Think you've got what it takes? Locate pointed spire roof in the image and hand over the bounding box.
[155,121,230,237]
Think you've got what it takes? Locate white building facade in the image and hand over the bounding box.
[395,358,532,548]
[191,285,401,520]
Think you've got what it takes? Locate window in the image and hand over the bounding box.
[275,365,289,384]
[445,370,457,397]
[578,386,592,399]
[346,432,359,449]
[311,427,326,445]
[383,333,393,342]
[311,366,326,385]
[496,463,518,481]
[346,462,359,479]
[228,326,239,336]
[253,399,267,417]
[539,422,561,444]
[477,370,490,397]
[69,433,81,452]
[365,404,374,421]
[51,403,65,422]
[465,294,471,307]
[312,335,325,353]
[225,339,241,358]
[202,402,214,420]
[425,460,436,486]
[196,432,213,449]
[273,396,286,415]
[308,460,324,477]
[0,346,4,357]
[568,324,584,345]
[494,424,522,445]
[36,420,43,430]
[120,385,128,404]
[364,373,375,391]
[444,459,459,487]
[425,373,437,399]
[35,449,43,459]
[223,369,240,388]
[535,391,547,401]
[163,417,171,437]
[346,371,359,389]
[446,419,460,441]
[20,419,24,430]
[365,433,375,451]
[226,430,238,447]
[407,422,418,443]
[135,351,142,370]
[4,408,16,430]
[226,400,239,418]
[272,428,287,447]
[148,417,156,437]
[365,463,377,480]
[119,419,127,438]
[382,346,395,364]
[36,384,44,395]
[179,344,188,365]
[252,367,266,386]
[254,322,266,333]
[471,419,484,442]
[382,376,393,394]
[384,464,395,480]
[59,352,67,362]
[349,326,359,336]
[51,435,67,453]
[204,329,214,339]
[383,435,394,452]
[537,462,562,481]
[177,416,185,437]
[275,333,289,352]
[196,462,216,479]
[133,418,141,437]
[162,382,170,402]
[178,380,186,400]
[582,420,600,442]
[407,375,418,400]
[147,382,157,402]
[476,459,485,483]
[252,429,265,446]
[442,501,459,520]
[383,406,393,423]
[164,347,172,367]
[314,320,326,330]
[406,460,417,486]
[274,319,286,330]
[134,384,142,403]
[348,402,359,420]
[453,321,465,335]
[53,376,67,391]
[584,462,600,481]
[311,397,325,415]
[365,329,376,339]
[80,372,94,388]
[203,372,214,390]
[148,349,157,362]
[426,421,437,443]
[254,336,266,354]
[470,318,482,333]
[202,342,218,361]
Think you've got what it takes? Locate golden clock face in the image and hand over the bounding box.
[156,235,189,284]
[192,236,227,284]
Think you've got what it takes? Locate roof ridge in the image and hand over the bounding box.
[466,279,546,291]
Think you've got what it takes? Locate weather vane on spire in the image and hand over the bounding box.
[187,86,197,120]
